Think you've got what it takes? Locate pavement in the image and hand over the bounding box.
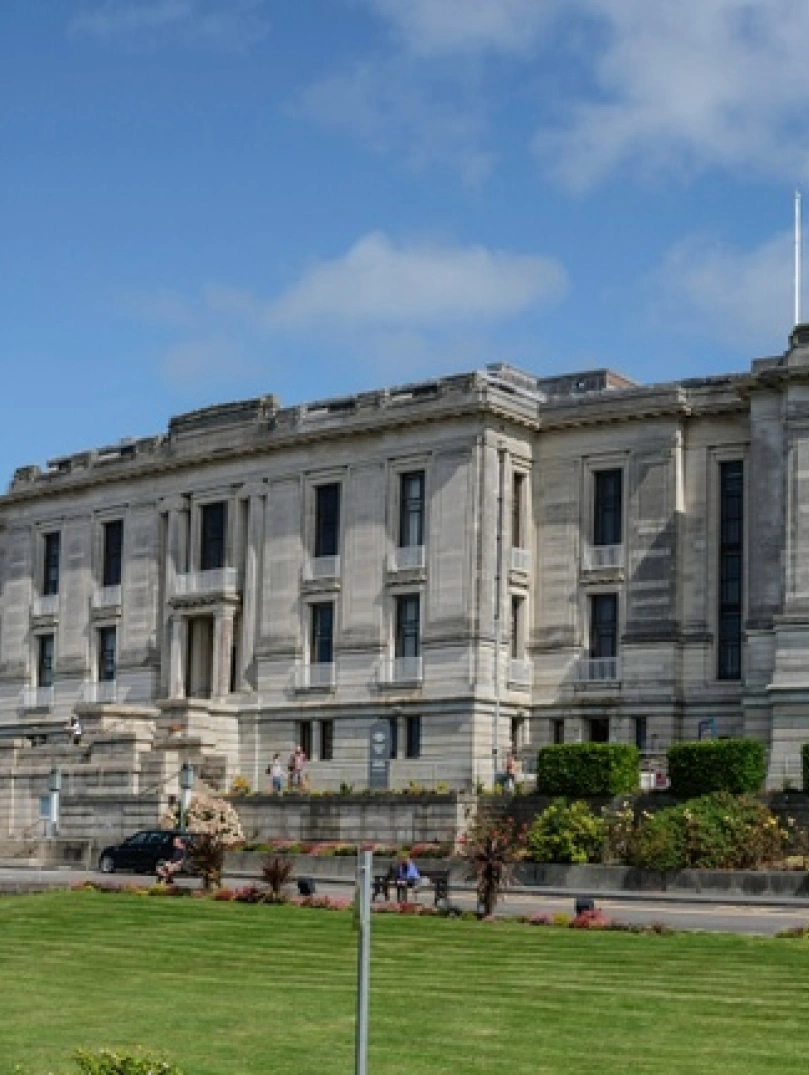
[2,865,809,936]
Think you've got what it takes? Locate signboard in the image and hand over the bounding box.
[698,718,717,741]
[368,719,391,791]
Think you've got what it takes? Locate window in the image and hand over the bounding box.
[718,460,743,681]
[102,520,123,587]
[388,716,399,760]
[42,532,61,596]
[98,626,116,682]
[552,719,565,745]
[593,469,622,546]
[511,716,527,752]
[588,718,610,743]
[512,472,526,548]
[510,595,524,659]
[298,720,313,760]
[406,715,421,759]
[37,634,55,688]
[590,594,618,659]
[320,719,334,762]
[310,602,334,664]
[634,716,648,752]
[399,471,425,548]
[395,595,421,659]
[314,483,340,558]
[200,502,226,571]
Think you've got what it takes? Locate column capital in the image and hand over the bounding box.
[158,495,189,515]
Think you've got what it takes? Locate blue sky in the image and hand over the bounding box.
[2,0,808,485]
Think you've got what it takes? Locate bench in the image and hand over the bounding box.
[372,866,451,907]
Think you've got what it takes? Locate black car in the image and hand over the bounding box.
[98,830,196,875]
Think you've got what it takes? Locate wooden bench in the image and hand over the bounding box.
[372,866,451,906]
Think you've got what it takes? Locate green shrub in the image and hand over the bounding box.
[667,739,765,798]
[535,743,639,796]
[527,799,605,864]
[69,1049,184,1074]
[631,793,785,871]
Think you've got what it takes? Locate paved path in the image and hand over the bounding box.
[2,865,809,936]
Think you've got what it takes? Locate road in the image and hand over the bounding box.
[2,866,808,936]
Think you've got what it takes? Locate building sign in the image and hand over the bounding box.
[368,719,391,791]
[698,718,717,741]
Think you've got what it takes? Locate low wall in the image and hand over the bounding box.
[225,852,462,883]
[231,792,474,845]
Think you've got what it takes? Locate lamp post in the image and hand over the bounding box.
[48,767,62,838]
[179,762,194,829]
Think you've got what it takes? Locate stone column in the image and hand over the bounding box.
[212,606,236,698]
[169,616,187,699]
[239,489,265,690]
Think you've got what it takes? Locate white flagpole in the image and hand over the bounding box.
[795,189,802,326]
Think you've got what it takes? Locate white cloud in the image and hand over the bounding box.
[650,229,794,351]
[534,0,809,190]
[69,0,268,50]
[267,232,568,328]
[363,0,555,57]
[294,59,493,184]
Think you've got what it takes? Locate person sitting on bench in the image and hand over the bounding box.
[394,853,421,902]
[156,836,187,884]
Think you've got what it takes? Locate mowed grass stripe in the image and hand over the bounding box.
[1,894,809,1074]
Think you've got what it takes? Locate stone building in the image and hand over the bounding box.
[2,328,809,835]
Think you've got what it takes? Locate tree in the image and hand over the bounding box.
[459,813,527,917]
[182,793,244,890]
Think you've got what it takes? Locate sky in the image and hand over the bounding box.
[2,0,809,486]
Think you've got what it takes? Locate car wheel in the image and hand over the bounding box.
[99,854,116,874]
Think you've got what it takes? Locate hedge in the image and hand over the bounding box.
[667,738,765,798]
[535,743,639,797]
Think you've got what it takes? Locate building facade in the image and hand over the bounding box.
[2,329,809,834]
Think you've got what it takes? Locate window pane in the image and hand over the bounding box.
[718,461,743,680]
[406,715,421,759]
[320,719,334,761]
[298,721,312,760]
[201,503,226,571]
[399,471,425,548]
[593,470,622,546]
[315,484,340,558]
[590,594,617,659]
[98,626,116,682]
[512,473,525,549]
[310,603,334,664]
[396,595,420,659]
[102,520,123,587]
[37,635,54,687]
[389,717,399,760]
[43,533,61,596]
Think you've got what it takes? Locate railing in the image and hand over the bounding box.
[303,555,341,582]
[510,547,531,574]
[388,545,426,572]
[81,680,118,704]
[173,567,241,597]
[577,657,621,683]
[508,658,533,687]
[92,584,122,609]
[294,662,336,690]
[32,594,59,618]
[582,544,624,571]
[380,656,423,685]
[21,687,54,710]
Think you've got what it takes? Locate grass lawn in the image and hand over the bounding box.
[2,892,809,1074]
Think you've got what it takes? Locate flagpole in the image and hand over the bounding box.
[795,189,802,326]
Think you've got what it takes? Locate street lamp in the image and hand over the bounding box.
[48,768,62,838]
[179,762,194,830]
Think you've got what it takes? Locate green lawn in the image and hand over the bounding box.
[2,892,809,1074]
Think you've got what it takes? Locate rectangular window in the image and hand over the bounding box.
[320,719,334,762]
[512,472,525,549]
[310,602,334,665]
[200,502,226,571]
[589,718,610,743]
[399,471,425,548]
[97,626,116,682]
[42,532,61,596]
[593,469,622,546]
[314,483,340,558]
[718,460,743,680]
[590,594,618,659]
[102,520,124,587]
[389,717,399,760]
[37,634,55,688]
[406,715,421,759]
[634,716,648,752]
[395,594,421,659]
[298,721,313,761]
[510,595,523,660]
[552,719,565,745]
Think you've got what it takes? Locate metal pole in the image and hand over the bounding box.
[796,189,802,326]
[355,848,372,1075]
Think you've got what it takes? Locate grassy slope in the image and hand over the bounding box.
[1,892,808,1074]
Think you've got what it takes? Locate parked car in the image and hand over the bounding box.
[97,830,197,875]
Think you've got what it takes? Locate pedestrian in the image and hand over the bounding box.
[291,745,306,789]
[504,749,517,793]
[156,836,186,884]
[267,752,284,794]
[394,852,421,902]
[66,714,83,747]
